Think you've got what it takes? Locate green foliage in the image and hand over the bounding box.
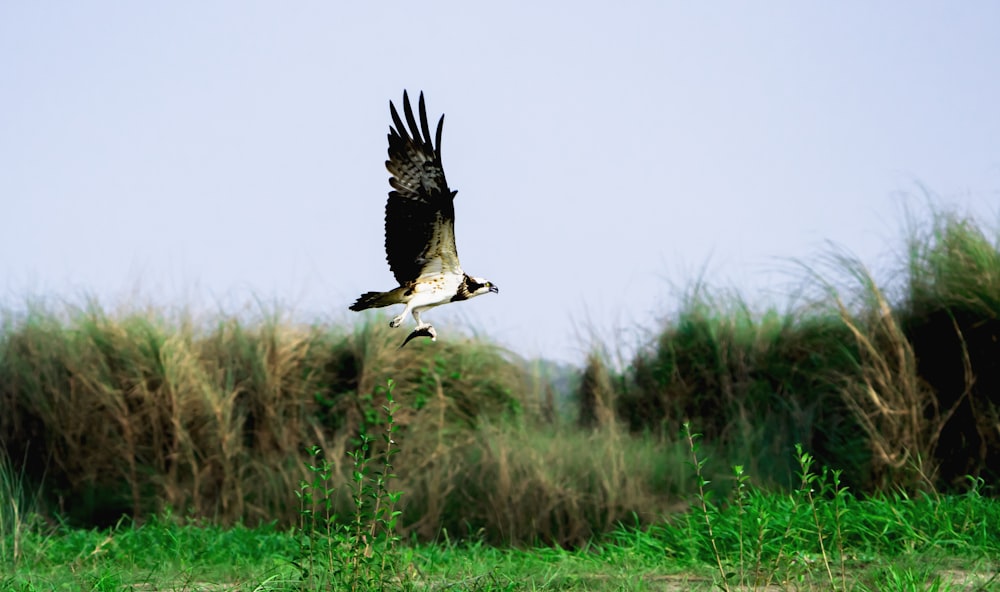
[607,205,1000,495]
[901,209,1000,488]
[294,379,405,590]
[647,437,1000,591]
[683,422,727,587]
[4,460,999,589]
[616,290,866,489]
[0,201,999,562]
[0,446,39,567]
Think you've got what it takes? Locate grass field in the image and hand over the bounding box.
[4,455,999,590]
[1,204,999,590]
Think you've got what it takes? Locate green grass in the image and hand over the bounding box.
[4,415,999,590]
[0,446,38,568]
[3,484,998,590]
[1,203,999,590]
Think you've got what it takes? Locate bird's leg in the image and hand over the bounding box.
[410,311,436,342]
[389,303,412,328]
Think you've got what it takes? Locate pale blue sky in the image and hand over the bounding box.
[2,3,998,363]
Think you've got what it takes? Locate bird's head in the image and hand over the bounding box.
[468,277,499,297]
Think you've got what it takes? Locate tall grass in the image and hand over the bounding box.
[0,303,332,526]
[615,288,864,489]
[577,351,615,429]
[0,302,679,546]
[0,446,38,566]
[815,250,943,492]
[0,304,527,527]
[902,209,1000,487]
[0,204,997,548]
[401,417,687,546]
[610,206,1000,494]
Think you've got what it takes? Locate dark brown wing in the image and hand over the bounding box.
[384,91,462,285]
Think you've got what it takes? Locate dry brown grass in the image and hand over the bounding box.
[577,352,615,429]
[0,303,521,523]
[0,301,680,545]
[400,416,681,546]
[0,303,333,524]
[825,254,946,492]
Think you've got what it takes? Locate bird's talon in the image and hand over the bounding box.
[398,324,437,349]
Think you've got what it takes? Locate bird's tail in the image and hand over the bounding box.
[349,290,398,311]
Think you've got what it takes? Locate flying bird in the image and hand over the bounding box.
[349,91,498,346]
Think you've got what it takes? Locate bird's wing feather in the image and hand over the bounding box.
[384,91,462,285]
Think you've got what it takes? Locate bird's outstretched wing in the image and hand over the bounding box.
[383,91,462,285]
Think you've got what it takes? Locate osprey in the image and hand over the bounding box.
[349,91,498,347]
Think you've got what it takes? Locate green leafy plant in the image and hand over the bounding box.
[294,378,405,590]
[683,421,728,590]
[682,431,869,591]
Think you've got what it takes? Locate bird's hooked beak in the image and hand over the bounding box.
[489,284,499,294]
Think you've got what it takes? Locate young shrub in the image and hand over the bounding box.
[294,379,405,590]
